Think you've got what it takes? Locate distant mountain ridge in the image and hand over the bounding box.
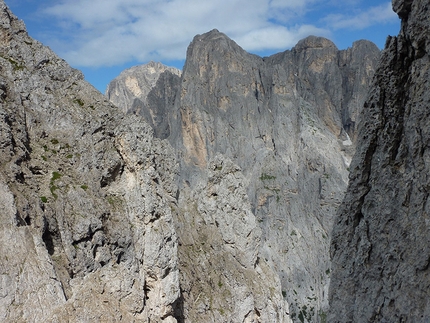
[108,28,380,322]
[106,61,181,113]
[6,0,430,321]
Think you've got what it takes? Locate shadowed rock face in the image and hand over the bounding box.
[106,62,181,140]
[329,0,430,322]
[0,2,180,322]
[110,29,380,321]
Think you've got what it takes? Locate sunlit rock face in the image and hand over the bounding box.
[106,62,181,139]
[111,28,379,322]
[0,2,180,322]
[329,0,430,322]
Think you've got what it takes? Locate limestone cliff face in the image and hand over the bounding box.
[329,1,430,322]
[111,29,380,322]
[106,62,181,139]
[0,2,180,322]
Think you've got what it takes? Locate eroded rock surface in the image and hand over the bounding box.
[106,62,181,139]
[329,0,430,322]
[0,2,180,322]
[111,29,380,322]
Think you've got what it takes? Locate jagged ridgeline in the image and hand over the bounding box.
[0,0,382,322]
[107,30,380,322]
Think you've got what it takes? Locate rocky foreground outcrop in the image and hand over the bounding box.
[329,0,430,322]
[109,29,380,321]
[0,2,180,322]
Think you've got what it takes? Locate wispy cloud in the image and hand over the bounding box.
[39,0,329,67]
[323,2,397,30]
[236,25,329,52]
[33,0,398,69]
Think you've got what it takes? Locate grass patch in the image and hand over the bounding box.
[80,185,88,191]
[40,196,48,203]
[106,195,123,210]
[73,98,85,107]
[259,173,276,181]
[319,310,327,323]
[49,172,62,199]
[6,57,24,71]
[50,185,58,199]
[51,172,62,181]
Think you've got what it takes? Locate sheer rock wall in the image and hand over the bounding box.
[110,29,380,322]
[329,0,430,322]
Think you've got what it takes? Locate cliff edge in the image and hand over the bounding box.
[329,0,430,321]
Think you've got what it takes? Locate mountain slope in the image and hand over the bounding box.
[329,0,430,321]
[0,2,180,322]
[110,29,380,322]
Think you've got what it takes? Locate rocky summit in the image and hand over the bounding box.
[108,28,380,322]
[6,0,430,322]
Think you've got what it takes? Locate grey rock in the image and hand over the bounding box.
[112,29,380,322]
[0,2,180,322]
[106,62,181,139]
[329,0,430,322]
[106,61,181,112]
[175,155,289,322]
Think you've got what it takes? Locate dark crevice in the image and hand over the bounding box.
[42,229,56,256]
[148,211,162,224]
[115,250,124,264]
[100,162,124,187]
[173,289,185,323]
[15,211,27,226]
[72,228,103,247]
[92,125,105,135]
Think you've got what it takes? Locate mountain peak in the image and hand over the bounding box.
[294,35,338,52]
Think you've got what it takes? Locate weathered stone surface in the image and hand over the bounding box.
[329,0,430,322]
[175,155,289,322]
[106,61,181,112]
[106,62,181,139]
[112,29,380,322]
[0,2,180,322]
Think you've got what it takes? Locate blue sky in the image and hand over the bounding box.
[6,0,400,93]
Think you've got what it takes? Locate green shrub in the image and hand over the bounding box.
[51,172,62,181]
[259,173,276,181]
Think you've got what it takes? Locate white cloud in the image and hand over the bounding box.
[324,2,397,30]
[235,25,330,52]
[39,0,328,67]
[37,0,397,68]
